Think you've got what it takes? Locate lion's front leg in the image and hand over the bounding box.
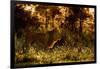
[47,38,60,49]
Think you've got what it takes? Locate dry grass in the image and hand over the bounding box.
[15,29,95,66]
[15,43,94,65]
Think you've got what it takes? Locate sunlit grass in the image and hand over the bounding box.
[15,43,94,65]
[15,29,95,66]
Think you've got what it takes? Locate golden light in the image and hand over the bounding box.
[24,6,32,11]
